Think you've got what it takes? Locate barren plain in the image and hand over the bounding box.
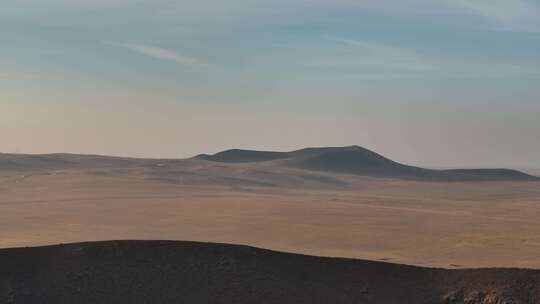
[2,147,539,269]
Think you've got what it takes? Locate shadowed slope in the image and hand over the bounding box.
[2,146,538,181]
[197,146,540,181]
[196,149,288,163]
[1,241,539,304]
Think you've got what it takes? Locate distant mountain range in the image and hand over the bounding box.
[1,146,538,182]
[1,240,538,304]
[196,146,539,181]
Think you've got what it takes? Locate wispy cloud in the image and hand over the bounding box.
[332,0,540,32]
[320,36,434,74]
[443,0,540,32]
[450,0,536,22]
[297,36,538,79]
[108,42,211,68]
[326,37,418,58]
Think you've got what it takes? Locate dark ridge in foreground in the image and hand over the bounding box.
[197,146,540,181]
[1,241,539,304]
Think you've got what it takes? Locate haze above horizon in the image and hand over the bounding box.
[2,0,539,168]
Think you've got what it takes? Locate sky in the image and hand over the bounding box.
[1,0,539,168]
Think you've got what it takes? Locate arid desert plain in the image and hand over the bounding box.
[2,147,540,269]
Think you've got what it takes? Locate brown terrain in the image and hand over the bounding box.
[2,146,540,302]
[1,146,540,269]
[2,240,539,304]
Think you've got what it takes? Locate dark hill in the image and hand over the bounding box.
[1,241,538,304]
[195,149,288,163]
[2,147,538,182]
[0,153,145,172]
[197,146,540,181]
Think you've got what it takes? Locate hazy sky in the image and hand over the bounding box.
[1,0,539,168]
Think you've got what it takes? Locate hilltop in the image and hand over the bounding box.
[196,146,539,181]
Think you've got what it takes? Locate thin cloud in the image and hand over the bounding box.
[108,42,211,68]
[324,36,539,79]
[450,0,536,22]
[323,36,434,73]
[331,1,539,32]
[325,37,417,58]
[443,0,540,32]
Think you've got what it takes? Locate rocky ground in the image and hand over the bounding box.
[1,241,539,304]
